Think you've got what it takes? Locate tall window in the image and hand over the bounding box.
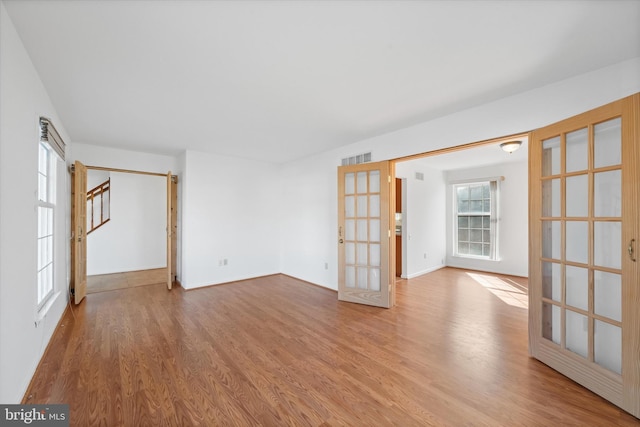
[37,142,56,307]
[454,180,498,260]
[37,117,65,309]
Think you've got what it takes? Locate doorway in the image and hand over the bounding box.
[71,163,177,301]
[392,136,529,281]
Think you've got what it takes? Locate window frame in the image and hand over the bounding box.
[37,140,57,309]
[453,180,499,260]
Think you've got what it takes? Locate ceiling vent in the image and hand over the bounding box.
[415,172,425,181]
[341,152,372,166]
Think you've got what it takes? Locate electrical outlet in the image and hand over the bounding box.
[223,259,228,266]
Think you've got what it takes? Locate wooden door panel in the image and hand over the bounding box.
[529,93,639,417]
[71,160,87,304]
[338,161,393,308]
[166,171,172,290]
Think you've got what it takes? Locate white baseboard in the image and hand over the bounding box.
[404,264,445,279]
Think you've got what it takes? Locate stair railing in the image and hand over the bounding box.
[87,178,110,234]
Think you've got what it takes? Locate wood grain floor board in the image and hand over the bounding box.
[22,268,640,426]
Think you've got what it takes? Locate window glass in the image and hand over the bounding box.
[454,181,497,259]
[37,143,56,307]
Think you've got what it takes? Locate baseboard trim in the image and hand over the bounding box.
[280,274,338,293]
[405,264,446,279]
[182,273,282,291]
[21,303,69,404]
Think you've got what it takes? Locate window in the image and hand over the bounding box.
[37,141,56,307]
[454,180,498,260]
[37,117,65,309]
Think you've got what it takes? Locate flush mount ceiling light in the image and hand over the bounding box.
[500,140,522,153]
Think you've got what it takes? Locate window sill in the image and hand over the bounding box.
[36,291,62,322]
[452,255,501,262]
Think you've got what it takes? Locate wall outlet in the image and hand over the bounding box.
[218,258,228,267]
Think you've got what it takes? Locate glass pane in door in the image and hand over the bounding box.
[566,221,588,264]
[594,221,621,269]
[542,137,561,176]
[542,261,561,301]
[542,302,561,344]
[594,270,622,322]
[341,166,386,298]
[566,266,588,311]
[566,175,588,217]
[594,320,622,375]
[566,128,588,172]
[542,179,561,217]
[566,310,588,358]
[594,118,621,168]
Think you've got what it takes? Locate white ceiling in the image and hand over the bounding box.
[4,1,640,163]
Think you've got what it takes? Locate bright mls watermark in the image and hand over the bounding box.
[0,405,68,426]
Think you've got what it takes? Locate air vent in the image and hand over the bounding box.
[415,172,424,181]
[341,152,372,166]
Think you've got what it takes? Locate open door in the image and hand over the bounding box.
[338,161,394,308]
[71,160,87,304]
[166,171,172,290]
[529,94,640,417]
[170,175,178,286]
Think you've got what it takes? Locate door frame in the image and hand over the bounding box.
[72,165,178,293]
[338,132,529,307]
[387,132,529,285]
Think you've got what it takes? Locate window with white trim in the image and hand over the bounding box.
[454,180,498,260]
[37,117,65,309]
[37,141,56,307]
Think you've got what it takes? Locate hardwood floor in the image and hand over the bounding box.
[24,268,639,426]
[86,268,167,294]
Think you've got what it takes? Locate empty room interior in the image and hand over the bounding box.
[1,1,640,425]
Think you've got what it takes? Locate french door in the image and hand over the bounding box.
[338,161,394,308]
[71,160,87,304]
[529,93,639,417]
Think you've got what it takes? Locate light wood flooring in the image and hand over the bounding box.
[87,268,167,293]
[24,268,639,426]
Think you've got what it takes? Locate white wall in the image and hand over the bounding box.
[0,2,70,403]
[279,58,640,288]
[87,172,167,275]
[181,150,280,289]
[87,169,109,190]
[395,162,447,278]
[444,161,529,277]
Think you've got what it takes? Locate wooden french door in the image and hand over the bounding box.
[166,172,173,290]
[71,160,87,304]
[170,175,178,286]
[338,161,394,308]
[529,93,639,417]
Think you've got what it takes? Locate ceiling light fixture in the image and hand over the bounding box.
[500,140,522,153]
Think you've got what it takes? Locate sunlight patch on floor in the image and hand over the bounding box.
[466,272,528,309]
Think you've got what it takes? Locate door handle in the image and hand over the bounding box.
[628,239,636,262]
[339,239,344,244]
